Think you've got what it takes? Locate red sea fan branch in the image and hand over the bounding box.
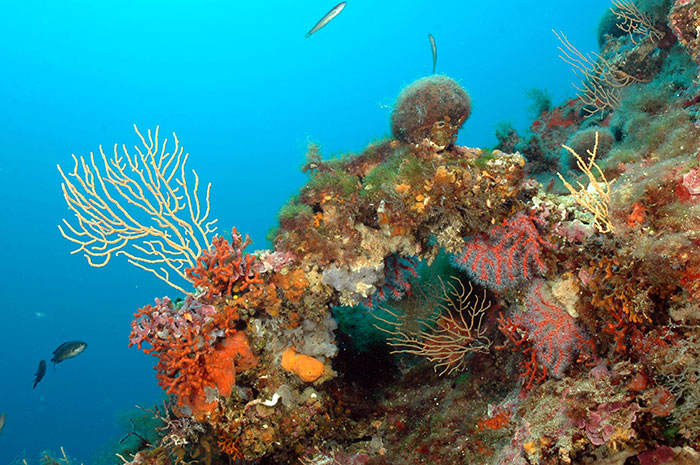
[497,280,594,387]
[451,213,555,291]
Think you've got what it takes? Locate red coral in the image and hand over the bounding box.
[365,254,419,308]
[497,280,594,387]
[451,213,554,291]
[497,312,547,389]
[681,168,700,199]
[529,98,581,133]
[186,228,263,300]
[521,281,594,377]
[627,202,647,227]
[129,297,256,416]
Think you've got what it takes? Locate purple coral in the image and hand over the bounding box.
[578,401,640,446]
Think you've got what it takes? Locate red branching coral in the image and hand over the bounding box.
[186,228,263,300]
[365,254,419,308]
[451,213,554,291]
[498,280,594,387]
[497,312,547,389]
[129,297,256,416]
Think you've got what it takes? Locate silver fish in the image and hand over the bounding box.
[51,341,87,367]
[429,33,437,73]
[305,2,346,38]
[33,360,47,389]
[0,413,5,436]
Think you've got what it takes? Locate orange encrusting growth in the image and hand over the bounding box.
[281,347,324,382]
[271,267,309,304]
[184,331,258,416]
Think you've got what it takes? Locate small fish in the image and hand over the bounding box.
[0,413,5,436]
[51,341,87,367]
[33,360,46,389]
[305,2,346,38]
[429,33,437,74]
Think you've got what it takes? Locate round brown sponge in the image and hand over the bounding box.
[391,75,471,147]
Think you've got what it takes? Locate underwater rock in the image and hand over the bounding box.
[564,127,614,170]
[391,75,471,148]
[670,0,700,74]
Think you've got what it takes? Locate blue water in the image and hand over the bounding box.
[0,1,609,462]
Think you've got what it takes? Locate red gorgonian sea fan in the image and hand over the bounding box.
[498,280,594,387]
[364,254,419,309]
[451,212,554,291]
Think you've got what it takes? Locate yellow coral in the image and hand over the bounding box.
[558,132,615,234]
[57,125,217,293]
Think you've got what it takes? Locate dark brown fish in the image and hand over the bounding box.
[51,341,87,367]
[0,413,5,436]
[33,360,46,389]
[429,33,437,73]
[305,2,346,38]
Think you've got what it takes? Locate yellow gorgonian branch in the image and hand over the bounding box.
[611,0,664,44]
[372,276,491,376]
[558,132,615,234]
[57,125,218,293]
[554,30,642,117]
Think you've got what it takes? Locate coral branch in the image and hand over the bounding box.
[611,0,664,44]
[451,213,554,291]
[558,132,615,234]
[186,228,263,300]
[57,125,217,293]
[129,296,256,415]
[554,30,642,117]
[497,280,594,386]
[373,276,491,376]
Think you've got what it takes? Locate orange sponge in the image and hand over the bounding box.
[281,347,324,382]
[187,331,257,416]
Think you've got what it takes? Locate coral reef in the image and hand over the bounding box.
[58,3,700,463]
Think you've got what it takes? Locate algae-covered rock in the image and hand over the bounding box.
[391,75,471,148]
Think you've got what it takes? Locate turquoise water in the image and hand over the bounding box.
[0,1,609,462]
